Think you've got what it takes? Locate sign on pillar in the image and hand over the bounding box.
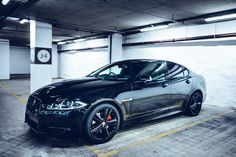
[30,20,52,93]
[31,47,52,64]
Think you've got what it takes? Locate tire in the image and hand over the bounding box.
[185,92,203,116]
[83,103,120,144]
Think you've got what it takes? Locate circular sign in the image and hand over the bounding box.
[37,49,51,63]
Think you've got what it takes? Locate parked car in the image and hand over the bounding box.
[25,59,206,144]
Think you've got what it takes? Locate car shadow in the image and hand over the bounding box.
[119,112,184,133]
[24,112,186,148]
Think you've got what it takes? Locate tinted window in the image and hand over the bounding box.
[167,62,184,79]
[88,61,148,80]
[140,62,167,82]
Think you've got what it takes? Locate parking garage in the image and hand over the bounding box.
[0,0,236,157]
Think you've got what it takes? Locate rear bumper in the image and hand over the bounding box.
[25,109,85,135]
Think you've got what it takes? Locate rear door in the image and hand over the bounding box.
[131,61,171,117]
[166,62,192,111]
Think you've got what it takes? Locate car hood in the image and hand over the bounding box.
[31,77,127,103]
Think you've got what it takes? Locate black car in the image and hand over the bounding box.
[25,59,206,144]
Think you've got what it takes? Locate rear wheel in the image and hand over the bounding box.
[185,92,203,116]
[84,104,120,144]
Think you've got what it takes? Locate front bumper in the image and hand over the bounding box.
[25,109,86,135]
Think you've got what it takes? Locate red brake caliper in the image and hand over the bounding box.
[107,115,112,121]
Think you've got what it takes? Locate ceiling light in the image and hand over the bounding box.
[7,17,20,21]
[205,13,236,22]
[140,25,169,32]
[74,38,86,42]
[57,41,67,45]
[2,0,10,5]
[19,19,29,24]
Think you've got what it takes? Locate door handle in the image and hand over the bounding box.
[162,83,169,88]
[185,79,191,84]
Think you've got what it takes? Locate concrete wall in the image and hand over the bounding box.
[59,38,109,78]
[59,50,109,78]
[10,46,30,74]
[0,39,10,79]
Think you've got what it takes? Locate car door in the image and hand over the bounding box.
[130,61,171,117]
[166,61,192,111]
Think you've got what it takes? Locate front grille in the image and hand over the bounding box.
[27,96,41,114]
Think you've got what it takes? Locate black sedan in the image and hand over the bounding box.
[25,59,206,144]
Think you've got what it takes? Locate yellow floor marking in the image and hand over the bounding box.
[86,145,103,154]
[0,83,27,104]
[95,111,231,157]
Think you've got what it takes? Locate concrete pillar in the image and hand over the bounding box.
[109,33,123,63]
[30,20,52,93]
[52,44,58,78]
[0,39,10,79]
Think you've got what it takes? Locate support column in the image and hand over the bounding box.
[0,39,10,79]
[52,44,58,78]
[30,20,52,93]
[109,33,123,63]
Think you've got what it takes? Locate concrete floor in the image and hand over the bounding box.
[0,79,235,157]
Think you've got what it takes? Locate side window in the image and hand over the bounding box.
[183,67,189,77]
[99,65,122,76]
[166,62,184,79]
[140,62,167,82]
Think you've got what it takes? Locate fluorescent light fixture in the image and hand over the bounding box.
[74,38,86,42]
[57,41,67,45]
[7,17,20,21]
[19,19,29,24]
[140,25,169,32]
[2,0,10,5]
[205,13,236,22]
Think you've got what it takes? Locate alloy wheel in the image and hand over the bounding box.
[89,106,119,141]
[189,93,202,115]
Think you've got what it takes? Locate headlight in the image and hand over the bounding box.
[46,99,87,110]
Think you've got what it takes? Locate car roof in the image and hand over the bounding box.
[116,59,156,64]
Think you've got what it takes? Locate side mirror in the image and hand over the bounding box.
[140,76,152,83]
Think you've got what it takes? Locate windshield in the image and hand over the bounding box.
[88,61,148,81]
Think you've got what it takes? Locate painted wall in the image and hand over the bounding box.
[59,50,109,79]
[10,46,30,74]
[0,39,10,79]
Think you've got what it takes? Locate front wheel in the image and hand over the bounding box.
[84,104,120,144]
[185,92,203,116]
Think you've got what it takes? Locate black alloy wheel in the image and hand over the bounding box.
[185,92,203,116]
[84,104,120,144]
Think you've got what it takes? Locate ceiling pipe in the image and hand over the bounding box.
[123,32,236,47]
[58,46,108,53]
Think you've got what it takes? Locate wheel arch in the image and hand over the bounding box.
[184,89,203,110]
[82,99,125,129]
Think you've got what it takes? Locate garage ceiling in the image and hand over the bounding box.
[0,0,236,46]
